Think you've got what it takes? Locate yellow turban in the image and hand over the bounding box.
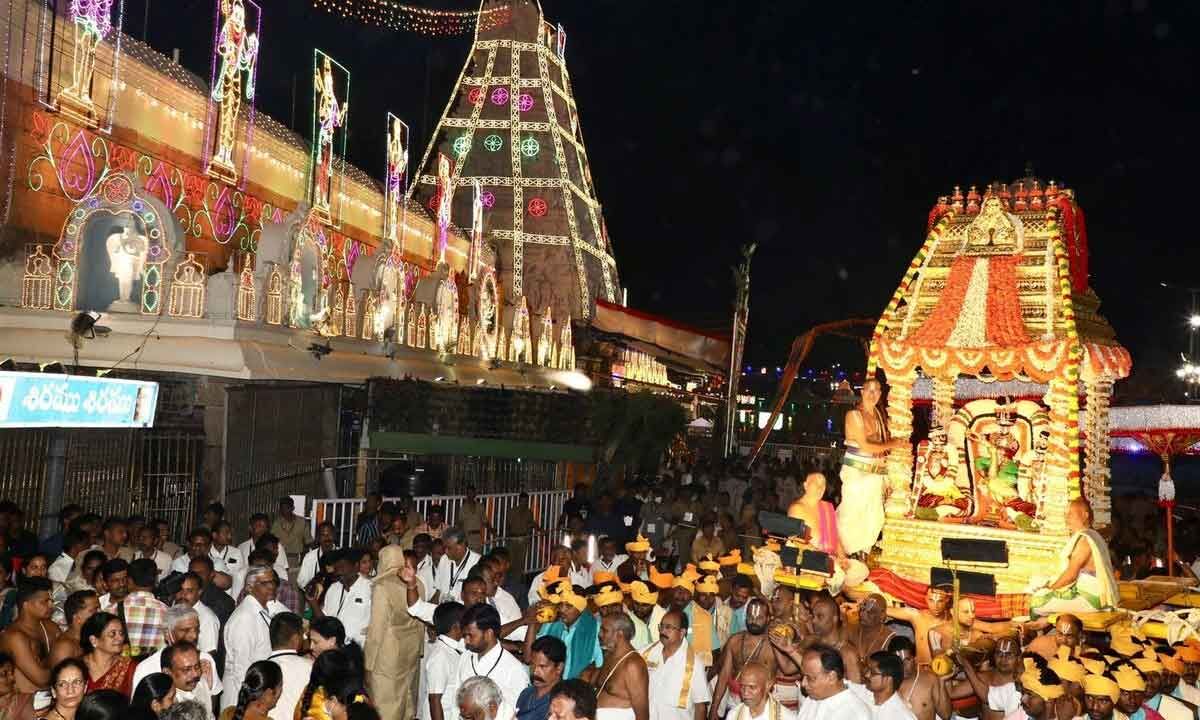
[594,586,624,607]
[696,575,720,594]
[1177,646,1200,664]
[626,534,651,553]
[1109,625,1145,657]
[719,549,742,566]
[629,581,658,605]
[1132,657,1163,675]
[1020,668,1064,701]
[592,571,618,586]
[698,555,721,573]
[673,575,695,593]
[649,565,675,590]
[1160,652,1186,675]
[558,588,587,612]
[1083,674,1120,702]
[1048,647,1087,683]
[1078,656,1107,675]
[682,564,701,581]
[1112,665,1146,692]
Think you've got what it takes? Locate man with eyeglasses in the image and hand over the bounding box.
[132,605,221,717]
[222,564,284,710]
[862,652,916,720]
[642,610,710,720]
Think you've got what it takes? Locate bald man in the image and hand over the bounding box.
[725,662,796,720]
[1030,498,1119,616]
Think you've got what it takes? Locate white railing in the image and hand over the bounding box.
[309,490,571,573]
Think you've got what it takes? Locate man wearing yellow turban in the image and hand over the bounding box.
[1175,644,1200,705]
[1083,674,1119,719]
[1111,663,1152,720]
[683,575,731,670]
[1018,660,1065,720]
[1134,654,1192,720]
[528,583,602,680]
[1159,649,1200,707]
[625,581,658,651]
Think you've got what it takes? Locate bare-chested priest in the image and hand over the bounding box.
[583,613,649,720]
[838,379,907,556]
[0,577,61,692]
[710,599,785,720]
[885,584,952,666]
[1029,498,1119,616]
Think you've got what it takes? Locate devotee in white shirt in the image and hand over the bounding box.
[159,641,217,720]
[265,612,313,720]
[174,572,222,655]
[414,534,439,602]
[725,663,798,720]
[308,549,372,647]
[131,526,173,581]
[794,645,872,720]
[442,604,530,720]
[420,602,467,720]
[474,561,525,642]
[238,513,290,579]
[222,564,286,710]
[209,521,246,600]
[642,610,711,720]
[862,652,916,720]
[132,606,224,698]
[439,527,482,602]
[297,521,338,590]
[592,538,628,578]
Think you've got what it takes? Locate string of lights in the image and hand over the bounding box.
[310,0,511,37]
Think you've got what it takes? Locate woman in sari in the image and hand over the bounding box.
[81,612,136,697]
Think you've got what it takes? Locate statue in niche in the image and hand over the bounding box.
[61,0,114,108]
[967,403,1039,530]
[913,427,970,521]
[210,0,259,174]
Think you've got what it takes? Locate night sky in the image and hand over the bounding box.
[142,1,1200,389]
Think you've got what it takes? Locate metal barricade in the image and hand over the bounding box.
[309,489,570,574]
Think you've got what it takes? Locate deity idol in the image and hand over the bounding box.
[210,0,259,173]
[384,116,407,243]
[313,58,348,214]
[968,405,1038,529]
[62,0,114,107]
[914,428,970,521]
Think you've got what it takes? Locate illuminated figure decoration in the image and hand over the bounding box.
[913,427,969,521]
[433,274,458,354]
[468,179,484,281]
[105,225,148,311]
[207,0,260,184]
[434,152,454,265]
[478,270,499,361]
[509,295,531,364]
[56,0,122,128]
[537,306,553,366]
[21,245,54,310]
[168,253,207,318]
[384,113,409,248]
[310,52,350,223]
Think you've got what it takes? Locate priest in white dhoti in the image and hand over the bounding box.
[1029,498,1119,617]
[642,610,710,720]
[794,646,871,720]
[836,380,905,556]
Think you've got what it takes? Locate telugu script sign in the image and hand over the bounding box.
[0,372,158,428]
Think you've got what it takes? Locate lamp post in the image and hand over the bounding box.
[1166,282,1200,398]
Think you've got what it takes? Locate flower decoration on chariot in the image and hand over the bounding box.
[966,193,1020,252]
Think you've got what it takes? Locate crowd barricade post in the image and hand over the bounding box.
[309,489,571,574]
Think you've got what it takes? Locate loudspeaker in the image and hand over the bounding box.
[930,567,997,596]
[940,538,1008,565]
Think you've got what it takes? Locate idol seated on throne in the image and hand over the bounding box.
[922,397,1051,532]
[914,427,971,520]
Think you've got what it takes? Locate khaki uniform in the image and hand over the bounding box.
[365,546,426,720]
[459,500,488,552]
[271,516,312,584]
[505,505,536,577]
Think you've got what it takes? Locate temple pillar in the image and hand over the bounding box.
[884,373,916,518]
[1042,370,1081,536]
[931,376,955,429]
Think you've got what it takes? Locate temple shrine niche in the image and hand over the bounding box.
[870,180,1131,593]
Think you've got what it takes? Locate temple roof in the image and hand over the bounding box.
[869,180,1130,383]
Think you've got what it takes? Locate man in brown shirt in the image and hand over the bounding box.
[504,492,541,581]
[271,497,312,583]
[459,487,495,553]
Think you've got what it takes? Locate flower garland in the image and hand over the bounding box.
[985,254,1031,346]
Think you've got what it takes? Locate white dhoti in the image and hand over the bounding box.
[1029,529,1119,618]
[827,558,871,595]
[837,459,886,556]
[596,708,637,720]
